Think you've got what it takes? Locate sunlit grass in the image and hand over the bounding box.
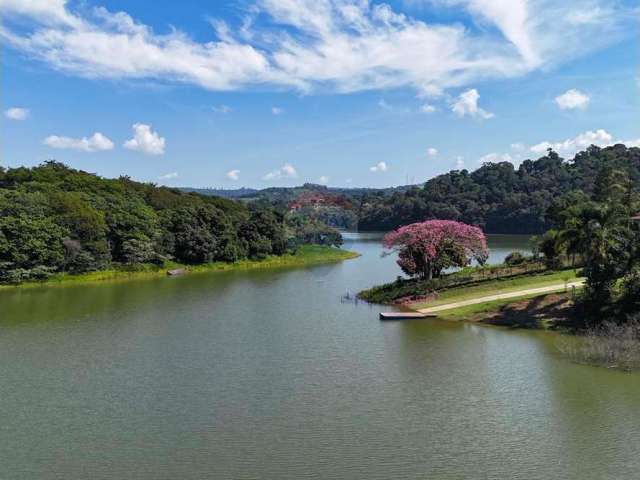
[0,246,359,290]
[410,270,581,310]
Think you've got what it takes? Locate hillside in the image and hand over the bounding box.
[358,144,640,233]
[0,162,342,284]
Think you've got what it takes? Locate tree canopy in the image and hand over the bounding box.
[383,220,488,280]
[0,162,342,284]
[358,145,640,233]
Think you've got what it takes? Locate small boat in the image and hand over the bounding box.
[379,312,436,320]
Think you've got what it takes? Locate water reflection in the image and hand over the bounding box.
[0,233,639,480]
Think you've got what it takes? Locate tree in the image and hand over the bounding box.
[504,251,526,266]
[383,220,488,279]
[536,229,562,269]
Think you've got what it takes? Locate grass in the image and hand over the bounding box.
[358,261,552,304]
[433,291,572,321]
[558,320,640,371]
[0,245,359,290]
[410,269,581,310]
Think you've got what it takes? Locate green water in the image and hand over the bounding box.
[1,234,639,479]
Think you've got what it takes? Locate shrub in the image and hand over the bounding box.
[504,251,526,266]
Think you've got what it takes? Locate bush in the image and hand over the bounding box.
[504,251,526,266]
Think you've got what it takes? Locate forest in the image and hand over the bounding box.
[195,145,640,235]
[0,162,342,284]
[357,145,640,233]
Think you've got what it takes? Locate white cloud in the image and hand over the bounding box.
[213,105,232,113]
[566,7,612,25]
[530,129,613,156]
[271,106,283,115]
[158,172,178,180]
[123,123,165,155]
[4,107,29,120]
[226,169,240,181]
[555,89,590,110]
[451,89,493,119]
[43,132,114,152]
[479,152,513,164]
[318,175,329,184]
[455,156,465,169]
[370,161,388,173]
[420,104,437,113]
[427,147,438,156]
[510,142,525,151]
[263,163,297,180]
[0,0,629,96]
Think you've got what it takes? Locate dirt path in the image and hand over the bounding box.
[417,280,585,314]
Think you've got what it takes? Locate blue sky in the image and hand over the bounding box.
[1,0,638,188]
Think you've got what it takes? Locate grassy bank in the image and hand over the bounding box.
[410,270,581,310]
[0,245,359,290]
[360,264,579,305]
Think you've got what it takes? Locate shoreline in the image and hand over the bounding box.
[0,245,360,291]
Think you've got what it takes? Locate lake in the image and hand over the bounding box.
[1,234,639,479]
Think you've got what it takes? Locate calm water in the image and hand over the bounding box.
[1,234,639,480]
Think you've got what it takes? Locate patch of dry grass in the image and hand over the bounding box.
[559,320,640,371]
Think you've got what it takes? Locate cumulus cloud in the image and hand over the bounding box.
[226,169,240,181]
[530,129,613,155]
[455,156,465,169]
[555,89,590,110]
[4,107,29,120]
[420,104,437,113]
[158,172,178,180]
[0,0,630,96]
[479,152,513,164]
[271,107,283,115]
[370,161,388,172]
[43,132,114,152]
[212,105,232,113]
[451,89,493,119]
[427,147,438,156]
[263,163,297,180]
[318,175,329,184]
[123,123,165,155]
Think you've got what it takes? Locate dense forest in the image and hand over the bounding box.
[0,162,342,284]
[190,145,640,235]
[358,145,640,233]
[534,160,640,324]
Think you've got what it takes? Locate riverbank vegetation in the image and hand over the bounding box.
[359,263,577,304]
[0,245,358,289]
[0,162,347,285]
[558,320,640,371]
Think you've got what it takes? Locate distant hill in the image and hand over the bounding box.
[180,145,640,235]
[180,187,259,199]
[357,144,640,233]
[180,183,414,201]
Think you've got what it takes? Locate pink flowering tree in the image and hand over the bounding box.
[383,220,489,280]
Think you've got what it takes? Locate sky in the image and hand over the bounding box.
[1,0,638,188]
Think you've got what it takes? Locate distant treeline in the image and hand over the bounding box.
[357,145,640,233]
[0,162,341,284]
[187,145,640,235]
